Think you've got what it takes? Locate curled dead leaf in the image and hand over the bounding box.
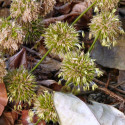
[8,48,27,69]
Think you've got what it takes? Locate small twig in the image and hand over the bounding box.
[22,46,42,59]
[98,87,125,102]
[93,78,125,95]
[114,81,125,88]
[105,73,111,88]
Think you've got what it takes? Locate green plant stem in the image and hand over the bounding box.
[71,1,97,26]
[30,47,52,73]
[88,30,101,53]
[30,1,97,73]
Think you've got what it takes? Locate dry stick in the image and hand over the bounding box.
[114,81,125,88]
[93,78,125,95]
[105,73,111,88]
[30,1,96,74]
[98,87,125,102]
[23,46,42,58]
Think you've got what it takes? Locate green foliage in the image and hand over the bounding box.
[43,21,80,55]
[4,66,36,110]
[34,91,58,122]
[59,51,103,90]
[89,10,124,47]
[24,18,43,43]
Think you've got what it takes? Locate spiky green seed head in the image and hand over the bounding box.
[90,0,119,12]
[34,91,58,122]
[43,21,79,55]
[0,58,7,83]
[10,0,40,24]
[0,19,24,54]
[59,51,103,91]
[89,10,124,47]
[4,66,36,110]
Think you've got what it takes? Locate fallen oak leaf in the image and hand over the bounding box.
[0,83,8,116]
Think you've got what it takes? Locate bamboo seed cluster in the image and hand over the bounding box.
[34,91,58,122]
[59,52,102,90]
[89,11,124,47]
[43,21,79,55]
[43,21,102,91]
[4,66,36,110]
[89,0,124,47]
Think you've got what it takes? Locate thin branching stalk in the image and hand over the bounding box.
[30,47,52,73]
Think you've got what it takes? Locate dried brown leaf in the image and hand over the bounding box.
[0,83,8,116]
[54,2,78,14]
[9,48,27,69]
[0,111,18,125]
